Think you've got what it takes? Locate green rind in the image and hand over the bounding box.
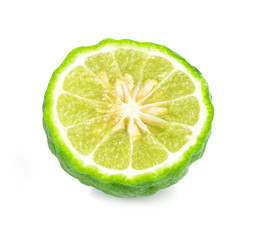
[43,38,214,197]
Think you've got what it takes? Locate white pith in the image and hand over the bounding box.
[52,45,208,177]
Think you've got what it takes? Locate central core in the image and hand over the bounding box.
[123,102,139,116]
[99,71,168,140]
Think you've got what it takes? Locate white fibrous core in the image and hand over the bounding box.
[98,71,168,141]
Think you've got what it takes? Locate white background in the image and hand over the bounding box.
[1,0,261,239]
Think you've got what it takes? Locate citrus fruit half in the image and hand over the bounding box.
[43,39,214,197]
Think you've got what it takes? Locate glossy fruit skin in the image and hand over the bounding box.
[43,39,214,197]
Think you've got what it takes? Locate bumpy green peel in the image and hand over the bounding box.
[43,39,214,197]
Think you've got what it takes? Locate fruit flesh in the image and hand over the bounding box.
[56,47,200,171]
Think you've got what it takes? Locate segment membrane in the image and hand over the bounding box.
[114,48,149,84]
[142,55,174,84]
[132,133,168,170]
[93,128,131,170]
[148,124,192,153]
[145,70,195,103]
[85,52,121,85]
[63,66,107,100]
[161,96,200,126]
[67,117,113,156]
[57,94,108,127]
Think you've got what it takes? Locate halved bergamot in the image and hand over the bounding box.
[43,39,214,197]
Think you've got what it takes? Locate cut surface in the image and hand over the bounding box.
[52,44,208,175]
[43,39,214,197]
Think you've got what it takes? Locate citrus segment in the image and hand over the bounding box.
[142,55,174,83]
[93,128,131,170]
[85,52,121,85]
[132,133,168,170]
[148,124,192,153]
[161,96,200,126]
[144,70,195,104]
[63,66,107,100]
[56,94,108,127]
[67,117,113,156]
[114,48,149,84]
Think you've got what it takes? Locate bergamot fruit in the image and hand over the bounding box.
[43,39,214,197]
